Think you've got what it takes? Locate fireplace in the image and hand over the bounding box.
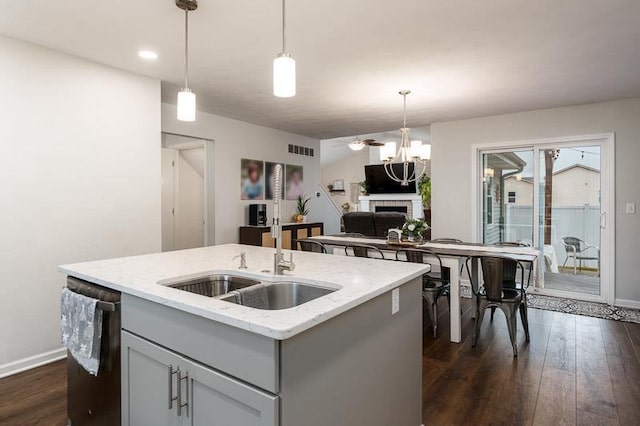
[375,206,408,214]
[359,194,423,219]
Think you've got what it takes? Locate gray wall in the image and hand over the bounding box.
[431,98,640,305]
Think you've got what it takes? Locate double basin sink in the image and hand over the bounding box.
[164,274,337,310]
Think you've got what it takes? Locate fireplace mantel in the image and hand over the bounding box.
[359,194,424,219]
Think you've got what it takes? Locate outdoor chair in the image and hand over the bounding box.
[561,237,600,275]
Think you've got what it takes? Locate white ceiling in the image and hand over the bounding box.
[2,0,639,139]
[320,127,431,167]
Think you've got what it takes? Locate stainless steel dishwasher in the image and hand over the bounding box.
[66,276,121,426]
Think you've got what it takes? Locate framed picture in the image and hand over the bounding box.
[240,159,264,200]
[333,179,344,191]
[265,162,284,200]
[285,164,304,200]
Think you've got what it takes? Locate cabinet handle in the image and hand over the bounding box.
[167,365,178,409]
[177,371,189,417]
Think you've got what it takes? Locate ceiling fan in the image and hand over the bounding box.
[346,138,384,151]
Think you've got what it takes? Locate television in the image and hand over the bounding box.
[364,164,417,194]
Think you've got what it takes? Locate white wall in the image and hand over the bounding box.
[0,36,161,374]
[321,148,370,208]
[162,104,321,244]
[431,98,640,304]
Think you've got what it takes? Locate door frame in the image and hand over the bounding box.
[471,133,615,304]
[162,132,213,247]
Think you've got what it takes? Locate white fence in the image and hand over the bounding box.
[500,204,601,269]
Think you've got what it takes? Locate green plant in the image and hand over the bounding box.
[402,218,429,237]
[418,176,431,208]
[341,202,351,212]
[296,195,311,215]
[359,181,368,194]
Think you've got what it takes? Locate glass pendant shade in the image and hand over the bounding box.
[348,142,366,151]
[273,53,296,98]
[379,142,397,161]
[177,89,196,122]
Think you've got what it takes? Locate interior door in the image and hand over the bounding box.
[162,148,177,251]
[174,147,205,250]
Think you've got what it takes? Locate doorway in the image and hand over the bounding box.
[161,133,212,251]
[473,134,615,303]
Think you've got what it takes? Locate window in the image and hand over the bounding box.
[508,191,516,203]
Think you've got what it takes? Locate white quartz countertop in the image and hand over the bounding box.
[59,244,428,340]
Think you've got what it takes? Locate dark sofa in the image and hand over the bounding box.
[342,212,406,237]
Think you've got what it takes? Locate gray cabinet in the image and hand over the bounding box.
[122,332,278,426]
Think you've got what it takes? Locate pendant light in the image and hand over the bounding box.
[273,0,296,97]
[380,90,430,186]
[176,0,198,121]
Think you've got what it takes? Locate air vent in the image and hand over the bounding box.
[288,144,314,157]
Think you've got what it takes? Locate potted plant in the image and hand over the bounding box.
[359,181,368,195]
[341,202,351,213]
[293,195,311,223]
[402,218,429,242]
[418,176,431,223]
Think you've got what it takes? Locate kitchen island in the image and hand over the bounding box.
[60,244,428,426]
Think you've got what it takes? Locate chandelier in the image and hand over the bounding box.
[379,90,430,185]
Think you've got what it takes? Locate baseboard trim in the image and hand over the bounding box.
[614,298,640,310]
[0,348,67,379]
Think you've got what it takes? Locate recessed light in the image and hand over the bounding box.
[138,50,158,60]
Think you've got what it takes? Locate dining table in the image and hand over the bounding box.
[304,234,542,343]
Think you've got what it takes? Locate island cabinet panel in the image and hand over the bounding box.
[122,331,182,426]
[239,222,324,250]
[279,277,423,426]
[122,332,278,426]
[121,294,279,393]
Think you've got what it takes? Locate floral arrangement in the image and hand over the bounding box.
[341,202,351,212]
[402,218,429,241]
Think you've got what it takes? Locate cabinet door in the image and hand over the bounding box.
[184,358,279,426]
[261,232,275,248]
[122,331,182,426]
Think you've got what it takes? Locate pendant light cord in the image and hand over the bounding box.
[282,0,287,53]
[184,9,189,89]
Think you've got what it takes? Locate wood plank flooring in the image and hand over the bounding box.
[1,301,640,425]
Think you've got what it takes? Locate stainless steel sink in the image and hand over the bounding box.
[217,282,336,310]
[167,274,261,297]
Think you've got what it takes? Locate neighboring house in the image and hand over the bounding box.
[504,164,600,207]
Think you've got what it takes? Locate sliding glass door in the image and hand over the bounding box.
[539,145,602,296]
[477,135,614,303]
[481,149,534,245]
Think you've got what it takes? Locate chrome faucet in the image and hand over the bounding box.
[233,252,247,269]
[271,164,295,275]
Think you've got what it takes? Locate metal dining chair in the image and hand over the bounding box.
[396,249,450,338]
[297,240,328,254]
[466,255,530,357]
[344,244,385,259]
[491,241,532,320]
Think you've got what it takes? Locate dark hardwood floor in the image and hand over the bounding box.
[0,359,67,426]
[1,300,639,425]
